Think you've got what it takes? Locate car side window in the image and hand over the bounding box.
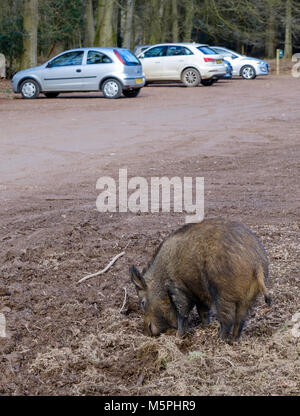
[167,46,193,56]
[49,51,84,67]
[87,51,112,64]
[144,46,166,58]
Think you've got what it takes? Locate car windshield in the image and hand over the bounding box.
[117,49,140,66]
[224,48,241,57]
[197,46,218,55]
[213,47,240,58]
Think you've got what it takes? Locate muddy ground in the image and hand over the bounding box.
[0,75,299,396]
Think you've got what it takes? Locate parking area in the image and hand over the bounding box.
[0,75,299,395]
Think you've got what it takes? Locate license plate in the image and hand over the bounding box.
[216,59,223,64]
[136,78,143,84]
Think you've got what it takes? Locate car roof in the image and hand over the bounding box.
[142,43,209,47]
[212,46,237,52]
[53,47,129,54]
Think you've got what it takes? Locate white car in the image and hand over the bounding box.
[211,46,269,79]
[136,43,226,87]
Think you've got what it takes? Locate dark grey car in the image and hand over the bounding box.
[12,47,146,99]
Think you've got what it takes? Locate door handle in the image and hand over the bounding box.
[76,69,82,73]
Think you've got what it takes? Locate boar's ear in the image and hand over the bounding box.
[130,265,147,291]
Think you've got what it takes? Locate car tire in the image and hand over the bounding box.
[44,92,59,98]
[241,65,256,80]
[123,88,141,98]
[201,79,215,86]
[102,79,122,99]
[20,79,40,99]
[181,68,201,87]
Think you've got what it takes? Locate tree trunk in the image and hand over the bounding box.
[21,0,38,69]
[142,2,151,44]
[183,0,194,42]
[284,0,293,59]
[149,0,161,44]
[101,0,114,46]
[94,0,103,46]
[172,0,179,42]
[85,0,95,47]
[265,2,275,59]
[123,0,134,49]
[94,0,115,47]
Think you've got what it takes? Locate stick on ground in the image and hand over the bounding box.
[119,287,128,313]
[77,252,125,284]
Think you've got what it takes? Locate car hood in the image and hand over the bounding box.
[14,64,45,78]
[239,56,266,64]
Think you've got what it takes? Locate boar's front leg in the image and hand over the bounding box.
[167,284,193,338]
[177,313,187,338]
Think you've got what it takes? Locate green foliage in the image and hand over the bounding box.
[188,351,207,360]
[38,0,86,56]
[0,0,24,74]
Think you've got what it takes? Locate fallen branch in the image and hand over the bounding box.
[119,287,127,313]
[77,252,125,284]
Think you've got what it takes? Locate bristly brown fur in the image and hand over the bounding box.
[130,218,271,342]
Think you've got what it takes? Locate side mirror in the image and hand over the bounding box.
[139,53,144,60]
[46,62,53,68]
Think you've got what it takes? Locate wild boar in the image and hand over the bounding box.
[130,218,271,342]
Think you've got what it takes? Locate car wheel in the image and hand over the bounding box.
[241,65,256,79]
[102,79,122,99]
[20,79,40,99]
[123,88,141,98]
[201,79,215,86]
[44,92,59,98]
[181,68,201,87]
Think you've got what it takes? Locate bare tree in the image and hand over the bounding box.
[265,0,276,58]
[172,0,179,42]
[284,0,293,58]
[183,0,194,42]
[123,0,135,49]
[85,0,95,47]
[94,0,115,46]
[21,0,38,69]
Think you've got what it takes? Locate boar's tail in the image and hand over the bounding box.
[256,265,272,306]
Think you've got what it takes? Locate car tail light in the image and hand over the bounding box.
[204,57,216,63]
[114,49,126,65]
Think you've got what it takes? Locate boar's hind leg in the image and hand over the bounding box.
[232,302,249,341]
[216,298,236,343]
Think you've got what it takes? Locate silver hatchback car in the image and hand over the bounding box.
[12,47,146,99]
[210,47,269,79]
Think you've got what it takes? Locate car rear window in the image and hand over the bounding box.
[197,46,218,55]
[116,49,140,66]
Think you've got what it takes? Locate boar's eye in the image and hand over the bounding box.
[140,299,147,310]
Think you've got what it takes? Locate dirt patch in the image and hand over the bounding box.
[0,75,299,395]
